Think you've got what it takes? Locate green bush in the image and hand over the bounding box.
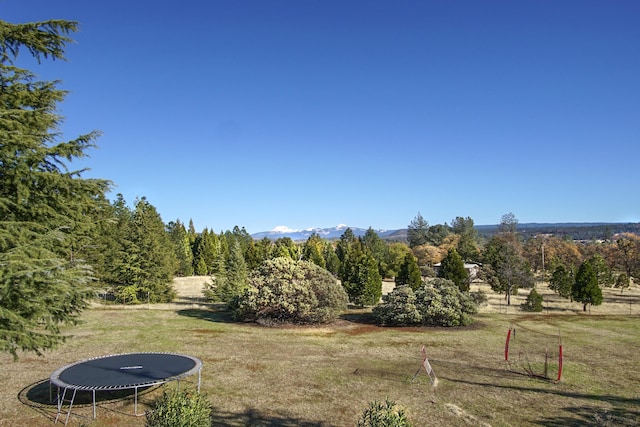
[146,387,211,427]
[521,288,544,312]
[233,257,348,324]
[373,279,476,327]
[357,398,413,427]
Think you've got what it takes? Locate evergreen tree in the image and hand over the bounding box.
[193,228,218,274]
[572,260,603,312]
[521,288,544,312]
[395,253,422,291]
[0,19,111,357]
[451,216,480,261]
[167,220,193,276]
[254,237,274,265]
[99,195,139,299]
[210,238,247,303]
[363,227,389,277]
[407,212,429,248]
[438,248,469,291]
[274,237,299,259]
[549,264,574,299]
[127,197,177,302]
[427,223,451,246]
[586,254,613,288]
[244,239,260,271]
[302,233,326,268]
[322,241,340,275]
[340,241,382,306]
[187,219,197,247]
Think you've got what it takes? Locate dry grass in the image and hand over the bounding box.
[1,279,638,426]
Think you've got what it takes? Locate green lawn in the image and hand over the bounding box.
[1,305,638,426]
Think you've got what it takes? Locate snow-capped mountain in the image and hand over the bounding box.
[251,225,402,241]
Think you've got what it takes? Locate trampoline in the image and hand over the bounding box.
[50,352,202,424]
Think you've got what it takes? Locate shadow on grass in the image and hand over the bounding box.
[177,305,237,323]
[537,404,640,427]
[338,310,377,325]
[210,407,336,427]
[18,379,159,423]
[442,377,640,426]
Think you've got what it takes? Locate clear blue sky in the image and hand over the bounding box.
[4,0,640,233]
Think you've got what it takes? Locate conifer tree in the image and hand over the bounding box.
[322,241,340,276]
[438,248,469,291]
[407,212,429,248]
[302,233,326,268]
[572,260,603,312]
[340,241,382,306]
[167,220,194,276]
[395,253,422,291]
[363,227,389,277]
[208,238,247,303]
[0,19,111,357]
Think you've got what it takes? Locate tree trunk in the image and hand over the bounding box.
[583,303,587,312]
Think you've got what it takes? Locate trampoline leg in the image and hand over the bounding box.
[64,388,77,426]
[54,387,66,424]
[93,390,96,419]
[134,387,138,416]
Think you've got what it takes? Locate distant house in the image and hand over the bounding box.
[433,262,482,281]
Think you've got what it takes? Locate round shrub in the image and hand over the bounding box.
[146,387,211,427]
[373,278,477,327]
[233,257,348,324]
[521,288,544,312]
[357,398,413,427]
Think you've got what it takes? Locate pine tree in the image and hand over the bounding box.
[302,233,326,268]
[549,264,573,299]
[320,241,339,276]
[209,238,247,303]
[131,198,177,302]
[395,253,422,291]
[407,213,429,248]
[363,227,389,277]
[0,19,111,358]
[438,248,469,291]
[340,241,382,306]
[101,197,176,303]
[167,220,194,276]
[572,260,603,312]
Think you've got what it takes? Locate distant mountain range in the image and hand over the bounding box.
[251,222,640,242]
[251,225,403,241]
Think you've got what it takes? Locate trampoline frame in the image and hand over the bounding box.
[49,352,202,425]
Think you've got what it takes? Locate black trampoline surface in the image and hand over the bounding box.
[50,352,202,390]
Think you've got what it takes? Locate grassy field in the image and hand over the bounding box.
[0,279,638,426]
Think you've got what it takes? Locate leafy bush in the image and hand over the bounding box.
[357,398,413,427]
[146,387,211,427]
[233,257,348,324]
[373,278,477,327]
[470,289,488,306]
[521,288,544,312]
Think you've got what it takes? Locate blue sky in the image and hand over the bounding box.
[4,0,639,233]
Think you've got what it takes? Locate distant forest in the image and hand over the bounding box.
[476,223,640,241]
[386,223,640,242]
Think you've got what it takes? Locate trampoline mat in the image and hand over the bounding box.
[51,353,200,390]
